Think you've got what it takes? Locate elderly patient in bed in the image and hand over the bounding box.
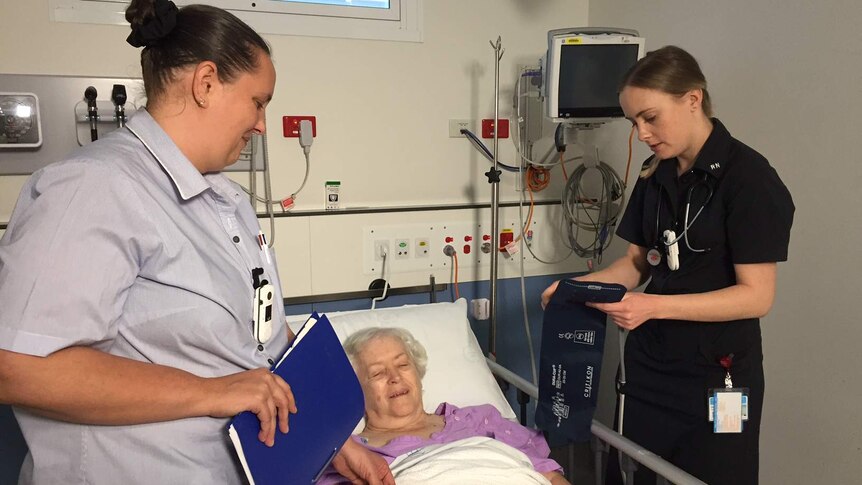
[317,327,570,485]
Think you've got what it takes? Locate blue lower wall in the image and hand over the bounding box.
[0,272,577,484]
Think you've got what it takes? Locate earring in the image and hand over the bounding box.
[196,98,205,107]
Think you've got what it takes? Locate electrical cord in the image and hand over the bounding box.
[513,159,539,386]
[461,128,520,172]
[511,147,566,386]
[526,165,550,191]
[510,67,575,264]
[517,182,574,265]
[510,69,573,265]
[371,249,389,310]
[525,150,581,169]
[452,252,460,300]
[561,157,626,262]
[261,133,276,248]
[560,151,569,180]
[511,68,558,168]
[442,245,460,301]
[518,229,539,386]
[292,151,311,199]
[239,155,308,212]
[239,121,314,214]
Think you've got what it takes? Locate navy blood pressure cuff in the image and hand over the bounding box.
[535,280,625,444]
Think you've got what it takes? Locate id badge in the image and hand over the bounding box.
[253,283,275,344]
[708,388,749,433]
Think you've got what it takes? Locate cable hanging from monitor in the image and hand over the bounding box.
[560,143,626,264]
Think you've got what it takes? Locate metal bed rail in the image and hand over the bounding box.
[486,359,706,485]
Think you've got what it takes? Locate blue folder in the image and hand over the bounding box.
[229,313,365,485]
[535,280,625,444]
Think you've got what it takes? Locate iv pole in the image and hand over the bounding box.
[487,36,504,357]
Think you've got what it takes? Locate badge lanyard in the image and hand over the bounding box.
[707,353,749,433]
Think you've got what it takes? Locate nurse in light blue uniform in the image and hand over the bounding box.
[0,2,393,484]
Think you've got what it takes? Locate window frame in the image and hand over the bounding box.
[203,0,400,21]
[49,0,422,42]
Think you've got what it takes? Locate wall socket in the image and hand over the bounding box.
[373,240,390,260]
[448,119,474,138]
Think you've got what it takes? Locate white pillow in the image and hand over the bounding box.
[286,299,516,433]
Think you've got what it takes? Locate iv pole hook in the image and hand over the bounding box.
[489,36,505,60]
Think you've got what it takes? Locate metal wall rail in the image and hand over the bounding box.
[283,281,447,306]
[486,359,707,485]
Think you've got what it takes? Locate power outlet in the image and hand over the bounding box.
[283,115,317,138]
[373,240,390,261]
[481,118,510,139]
[448,119,474,138]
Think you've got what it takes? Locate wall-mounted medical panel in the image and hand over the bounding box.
[0,74,143,175]
[0,74,263,175]
[283,206,583,297]
[361,220,547,275]
[0,93,43,148]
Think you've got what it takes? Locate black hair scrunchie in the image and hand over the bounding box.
[126,0,179,48]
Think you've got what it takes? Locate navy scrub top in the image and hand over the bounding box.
[616,118,794,416]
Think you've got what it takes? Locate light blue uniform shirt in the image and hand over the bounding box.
[0,110,288,484]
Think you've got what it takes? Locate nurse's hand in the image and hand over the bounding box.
[541,280,561,309]
[332,439,395,485]
[587,293,658,331]
[205,368,297,447]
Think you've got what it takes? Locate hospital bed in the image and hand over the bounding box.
[287,299,706,485]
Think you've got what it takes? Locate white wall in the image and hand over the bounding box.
[590,1,862,483]
[7,1,855,480]
[0,0,605,296]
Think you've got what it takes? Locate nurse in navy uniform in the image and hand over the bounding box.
[543,45,794,484]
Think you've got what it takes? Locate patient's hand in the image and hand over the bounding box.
[545,471,571,485]
[332,438,395,485]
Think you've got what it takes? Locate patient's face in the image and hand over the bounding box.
[356,336,424,423]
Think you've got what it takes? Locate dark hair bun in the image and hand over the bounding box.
[126,0,179,48]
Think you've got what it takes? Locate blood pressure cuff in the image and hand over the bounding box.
[535,280,625,444]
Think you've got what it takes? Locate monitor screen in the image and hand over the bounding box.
[557,44,640,119]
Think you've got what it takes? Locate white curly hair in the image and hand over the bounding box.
[342,327,428,378]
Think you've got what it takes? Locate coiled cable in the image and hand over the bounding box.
[561,160,626,263]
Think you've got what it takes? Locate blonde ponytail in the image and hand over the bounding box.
[639,155,661,179]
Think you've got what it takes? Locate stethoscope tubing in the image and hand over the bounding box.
[654,175,714,252]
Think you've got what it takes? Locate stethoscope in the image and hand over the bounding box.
[646,172,714,270]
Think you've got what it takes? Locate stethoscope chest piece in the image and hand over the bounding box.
[647,248,662,266]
